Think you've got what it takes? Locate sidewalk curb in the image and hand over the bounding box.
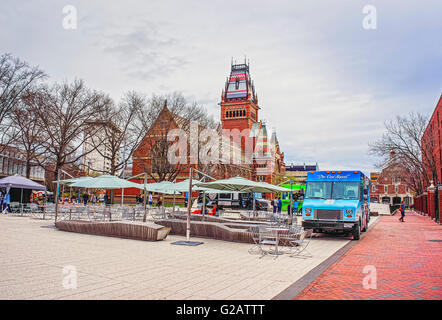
[271,216,382,300]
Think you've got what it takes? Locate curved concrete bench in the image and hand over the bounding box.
[155,219,254,244]
[55,220,171,241]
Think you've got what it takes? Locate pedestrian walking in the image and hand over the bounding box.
[157,194,162,208]
[3,192,11,213]
[399,201,406,222]
[271,198,276,214]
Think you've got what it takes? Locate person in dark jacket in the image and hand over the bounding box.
[399,201,406,222]
[82,193,89,206]
[271,199,276,214]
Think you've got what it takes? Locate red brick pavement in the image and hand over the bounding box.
[295,211,442,300]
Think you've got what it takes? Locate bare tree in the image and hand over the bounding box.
[369,112,436,195]
[27,79,109,181]
[137,92,217,182]
[0,53,46,152]
[84,91,148,177]
[10,88,47,178]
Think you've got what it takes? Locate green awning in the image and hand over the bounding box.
[194,176,287,193]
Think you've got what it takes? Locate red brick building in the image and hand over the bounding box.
[121,61,285,202]
[414,94,442,222]
[370,165,414,207]
[220,61,285,184]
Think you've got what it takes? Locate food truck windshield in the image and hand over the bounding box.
[305,181,360,200]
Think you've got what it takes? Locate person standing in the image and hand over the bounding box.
[399,201,406,222]
[82,193,89,206]
[157,194,162,208]
[4,192,10,213]
[0,191,3,213]
[277,197,282,214]
[293,193,299,215]
[148,193,153,206]
[271,198,276,214]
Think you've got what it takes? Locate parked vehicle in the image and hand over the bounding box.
[302,170,370,240]
[280,184,305,212]
[205,192,268,210]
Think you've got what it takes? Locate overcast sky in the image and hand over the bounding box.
[1,0,441,176]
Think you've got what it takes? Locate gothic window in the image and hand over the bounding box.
[384,186,388,193]
[235,77,239,90]
[226,111,228,118]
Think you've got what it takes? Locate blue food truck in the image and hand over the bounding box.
[302,171,370,240]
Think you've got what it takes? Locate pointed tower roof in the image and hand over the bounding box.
[223,61,257,103]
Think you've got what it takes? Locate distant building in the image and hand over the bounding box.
[0,145,45,182]
[81,120,121,175]
[284,163,319,183]
[370,152,414,206]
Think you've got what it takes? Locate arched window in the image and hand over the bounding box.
[226,111,228,118]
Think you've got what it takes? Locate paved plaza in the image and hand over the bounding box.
[0,214,369,300]
[295,211,442,300]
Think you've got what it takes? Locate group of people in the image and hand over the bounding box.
[136,193,162,207]
[271,191,304,216]
[271,197,283,214]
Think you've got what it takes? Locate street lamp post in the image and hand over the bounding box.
[186,168,193,242]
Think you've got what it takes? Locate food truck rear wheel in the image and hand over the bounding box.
[362,217,367,232]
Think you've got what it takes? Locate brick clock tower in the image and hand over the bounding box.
[220,61,259,132]
[219,60,285,186]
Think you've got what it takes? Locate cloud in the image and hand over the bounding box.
[0,0,441,174]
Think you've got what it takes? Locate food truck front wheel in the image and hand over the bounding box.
[352,221,361,240]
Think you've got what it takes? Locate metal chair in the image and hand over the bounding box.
[258,227,280,258]
[289,229,313,258]
[248,225,264,255]
[10,202,20,213]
